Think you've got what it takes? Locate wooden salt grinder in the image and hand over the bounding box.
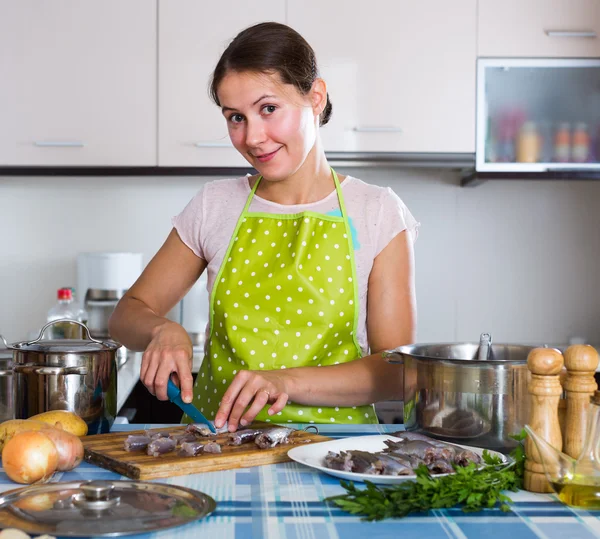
[563,344,599,459]
[524,347,564,493]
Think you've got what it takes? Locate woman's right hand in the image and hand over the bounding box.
[140,321,194,403]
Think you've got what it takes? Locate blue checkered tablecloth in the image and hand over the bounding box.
[1,423,599,539]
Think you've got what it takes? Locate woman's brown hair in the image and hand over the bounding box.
[210,22,332,126]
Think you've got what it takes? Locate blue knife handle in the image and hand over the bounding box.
[167,378,182,402]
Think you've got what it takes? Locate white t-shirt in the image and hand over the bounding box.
[172,175,419,354]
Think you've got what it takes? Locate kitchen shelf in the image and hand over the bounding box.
[461,169,600,187]
[0,152,476,177]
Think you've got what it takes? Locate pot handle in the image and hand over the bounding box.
[13,365,88,376]
[0,334,8,349]
[381,348,404,364]
[24,319,106,347]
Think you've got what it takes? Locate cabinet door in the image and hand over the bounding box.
[287,0,476,153]
[158,1,285,167]
[0,1,156,166]
[479,0,600,58]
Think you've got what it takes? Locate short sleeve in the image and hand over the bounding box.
[171,187,206,260]
[375,187,420,256]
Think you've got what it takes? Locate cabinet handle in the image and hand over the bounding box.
[352,126,403,133]
[34,141,85,148]
[194,142,233,148]
[545,30,597,38]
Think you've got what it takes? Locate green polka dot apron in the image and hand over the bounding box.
[188,169,377,425]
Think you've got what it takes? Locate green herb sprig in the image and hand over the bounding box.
[325,430,527,521]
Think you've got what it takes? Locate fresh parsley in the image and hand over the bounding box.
[325,433,527,521]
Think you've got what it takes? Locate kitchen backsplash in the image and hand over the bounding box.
[1,168,600,345]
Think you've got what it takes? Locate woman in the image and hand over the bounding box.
[109,22,419,432]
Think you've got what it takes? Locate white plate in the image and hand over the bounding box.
[287,434,508,485]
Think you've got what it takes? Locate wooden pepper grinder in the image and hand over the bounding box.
[563,344,599,459]
[524,347,564,493]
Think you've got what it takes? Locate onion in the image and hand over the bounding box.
[41,427,84,471]
[2,431,58,484]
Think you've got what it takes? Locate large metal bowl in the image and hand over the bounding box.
[384,339,538,452]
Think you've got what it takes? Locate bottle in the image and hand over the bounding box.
[572,123,590,163]
[46,288,80,339]
[554,123,571,163]
[516,122,541,163]
[525,389,600,509]
[69,287,89,327]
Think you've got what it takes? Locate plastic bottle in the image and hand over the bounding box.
[554,123,571,163]
[46,288,81,339]
[69,287,89,327]
[572,122,590,163]
[516,122,541,163]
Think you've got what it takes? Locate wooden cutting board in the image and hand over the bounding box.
[82,422,330,480]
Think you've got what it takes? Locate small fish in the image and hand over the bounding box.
[147,437,177,457]
[255,427,294,449]
[376,453,415,476]
[324,451,353,472]
[345,450,383,475]
[203,441,222,454]
[454,448,482,466]
[227,428,263,446]
[170,433,199,445]
[383,439,454,464]
[427,459,454,474]
[180,441,206,457]
[391,431,458,450]
[123,435,151,452]
[185,422,230,437]
[179,440,222,457]
[391,432,481,467]
[145,430,171,440]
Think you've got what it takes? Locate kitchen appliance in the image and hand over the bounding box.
[77,252,143,340]
[384,334,535,452]
[10,320,120,434]
[0,335,13,422]
[178,273,209,349]
[0,479,216,536]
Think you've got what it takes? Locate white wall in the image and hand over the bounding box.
[1,169,600,346]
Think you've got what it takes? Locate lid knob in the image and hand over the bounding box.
[81,481,115,501]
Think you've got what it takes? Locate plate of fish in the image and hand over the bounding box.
[287,431,508,485]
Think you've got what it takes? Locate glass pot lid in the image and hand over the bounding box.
[0,480,216,537]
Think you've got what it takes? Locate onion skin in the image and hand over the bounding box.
[40,427,84,471]
[2,431,58,484]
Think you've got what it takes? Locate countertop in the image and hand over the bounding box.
[3,423,599,539]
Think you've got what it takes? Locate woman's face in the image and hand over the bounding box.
[217,71,322,181]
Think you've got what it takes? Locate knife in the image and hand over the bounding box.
[167,379,216,433]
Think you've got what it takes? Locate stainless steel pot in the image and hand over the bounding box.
[384,334,536,452]
[9,319,120,434]
[0,334,14,422]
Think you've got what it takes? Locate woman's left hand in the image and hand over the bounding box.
[214,369,290,431]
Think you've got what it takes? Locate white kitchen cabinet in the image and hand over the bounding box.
[478,0,600,58]
[0,1,157,166]
[287,0,477,153]
[158,1,285,167]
